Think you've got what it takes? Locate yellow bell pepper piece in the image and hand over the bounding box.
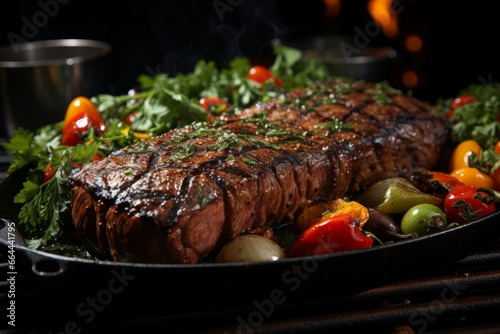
[120,126,151,139]
[297,198,369,231]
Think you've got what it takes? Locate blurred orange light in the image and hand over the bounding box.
[367,0,398,38]
[402,70,418,88]
[405,35,423,52]
[324,0,341,19]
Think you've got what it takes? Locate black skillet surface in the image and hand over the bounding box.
[1,167,500,332]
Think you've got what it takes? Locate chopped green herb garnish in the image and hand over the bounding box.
[332,83,356,95]
[315,119,351,132]
[372,91,393,105]
[170,143,197,161]
[242,157,258,165]
[377,81,402,94]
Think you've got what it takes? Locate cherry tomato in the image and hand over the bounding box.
[70,154,103,168]
[490,167,500,191]
[449,167,494,189]
[450,95,477,111]
[199,97,231,113]
[286,213,373,258]
[448,139,481,172]
[63,96,102,133]
[443,185,496,224]
[124,111,139,125]
[62,96,105,145]
[61,115,107,146]
[446,94,477,120]
[247,65,283,88]
[43,163,57,182]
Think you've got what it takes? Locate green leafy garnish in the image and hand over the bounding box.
[372,91,393,105]
[450,95,500,148]
[445,83,500,176]
[315,119,352,132]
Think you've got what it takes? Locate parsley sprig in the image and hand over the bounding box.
[444,83,500,175]
[450,94,500,149]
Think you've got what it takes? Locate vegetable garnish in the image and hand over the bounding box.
[1,45,329,255]
[286,213,374,258]
[443,185,497,225]
[446,84,500,149]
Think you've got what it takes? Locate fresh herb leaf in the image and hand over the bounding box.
[451,94,500,148]
[373,91,393,105]
[315,119,351,132]
[332,82,356,95]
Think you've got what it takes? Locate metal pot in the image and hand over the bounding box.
[0,39,112,136]
[303,45,398,82]
[281,35,398,82]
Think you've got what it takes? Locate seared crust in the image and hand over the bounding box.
[69,79,449,264]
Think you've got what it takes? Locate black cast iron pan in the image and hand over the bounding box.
[1,167,500,332]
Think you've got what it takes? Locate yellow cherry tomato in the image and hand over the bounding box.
[64,96,101,124]
[448,140,481,172]
[449,167,494,189]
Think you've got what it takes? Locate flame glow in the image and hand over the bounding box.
[405,35,423,52]
[402,70,418,88]
[367,0,398,38]
[324,0,341,19]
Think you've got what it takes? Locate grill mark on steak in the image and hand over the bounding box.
[69,79,450,264]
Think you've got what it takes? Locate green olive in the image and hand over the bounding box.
[400,204,448,236]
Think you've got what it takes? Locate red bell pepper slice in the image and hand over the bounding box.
[286,213,373,258]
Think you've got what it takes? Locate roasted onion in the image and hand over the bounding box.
[215,235,286,263]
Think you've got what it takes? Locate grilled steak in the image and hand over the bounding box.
[68,79,450,264]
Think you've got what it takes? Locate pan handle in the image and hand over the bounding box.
[0,218,67,277]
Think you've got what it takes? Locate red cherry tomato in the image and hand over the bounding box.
[446,95,477,120]
[247,65,283,88]
[70,154,103,168]
[61,96,106,146]
[286,213,373,258]
[61,115,107,146]
[199,97,231,113]
[124,111,139,125]
[443,185,496,225]
[63,96,102,133]
[43,163,57,182]
[42,153,103,181]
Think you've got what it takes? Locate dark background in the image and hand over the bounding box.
[1,0,500,136]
